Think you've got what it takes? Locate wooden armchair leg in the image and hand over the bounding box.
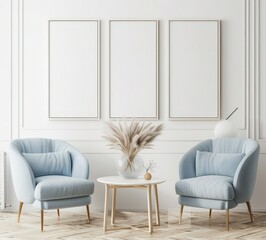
[86,205,90,224]
[209,209,212,218]
[57,209,60,217]
[179,205,184,224]
[18,202,23,223]
[246,201,253,223]
[226,209,229,231]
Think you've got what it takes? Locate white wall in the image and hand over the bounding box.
[0,0,265,212]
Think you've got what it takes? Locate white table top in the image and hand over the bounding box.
[97,176,166,186]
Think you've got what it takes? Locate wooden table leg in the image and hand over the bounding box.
[103,184,109,232]
[41,209,44,232]
[153,184,160,226]
[147,185,153,234]
[111,188,116,225]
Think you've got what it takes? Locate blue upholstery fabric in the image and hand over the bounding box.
[9,138,94,210]
[33,196,91,210]
[176,175,235,200]
[9,145,36,203]
[212,138,246,153]
[22,152,72,177]
[34,175,94,201]
[179,196,238,210]
[233,139,260,203]
[176,138,260,211]
[195,151,245,177]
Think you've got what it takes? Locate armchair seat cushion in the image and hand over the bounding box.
[175,175,235,201]
[34,175,94,201]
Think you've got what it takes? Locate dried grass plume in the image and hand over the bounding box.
[104,119,163,165]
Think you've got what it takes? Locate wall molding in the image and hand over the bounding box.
[168,19,220,121]
[246,0,250,136]
[0,0,13,141]
[254,0,266,141]
[108,20,159,120]
[19,0,24,133]
[9,0,13,141]
[255,0,259,140]
[18,0,249,133]
[48,19,100,120]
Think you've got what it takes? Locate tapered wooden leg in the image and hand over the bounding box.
[246,201,253,223]
[147,185,153,234]
[226,209,229,231]
[111,188,116,225]
[154,184,160,225]
[41,210,44,232]
[57,209,60,217]
[86,205,90,223]
[179,205,184,224]
[18,202,23,223]
[103,184,109,232]
[209,209,212,218]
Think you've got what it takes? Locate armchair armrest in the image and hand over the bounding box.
[70,148,89,179]
[9,146,35,204]
[54,140,89,179]
[233,143,260,203]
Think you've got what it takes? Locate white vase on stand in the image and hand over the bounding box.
[116,155,144,179]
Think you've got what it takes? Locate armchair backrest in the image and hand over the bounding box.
[11,138,55,153]
[21,151,72,177]
[212,138,247,153]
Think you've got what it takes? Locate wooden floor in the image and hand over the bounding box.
[1,210,266,239]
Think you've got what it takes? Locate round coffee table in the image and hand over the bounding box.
[97,176,166,234]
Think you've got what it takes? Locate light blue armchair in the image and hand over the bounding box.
[9,138,94,231]
[175,138,260,230]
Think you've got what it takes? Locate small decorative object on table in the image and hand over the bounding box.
[144,160,156,180]
[104,119,163,179]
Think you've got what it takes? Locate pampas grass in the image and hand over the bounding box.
[104,119,163,170]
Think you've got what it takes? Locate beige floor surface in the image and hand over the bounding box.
[0,210,266,239]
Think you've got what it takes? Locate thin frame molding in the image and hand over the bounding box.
[168,19,221,121]
[108,19,159,120]
[48,19,101,120]
[254,0,266,141]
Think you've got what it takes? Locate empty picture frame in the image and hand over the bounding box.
[169,20,220,120]
[109,20,158,119]
[49,20,100,119]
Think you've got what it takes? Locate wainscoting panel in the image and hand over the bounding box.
[257,0,266,140]
[169,20,220,120]
[0,0,11,141]
[109,20,158,119]
[49,20,100,119]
